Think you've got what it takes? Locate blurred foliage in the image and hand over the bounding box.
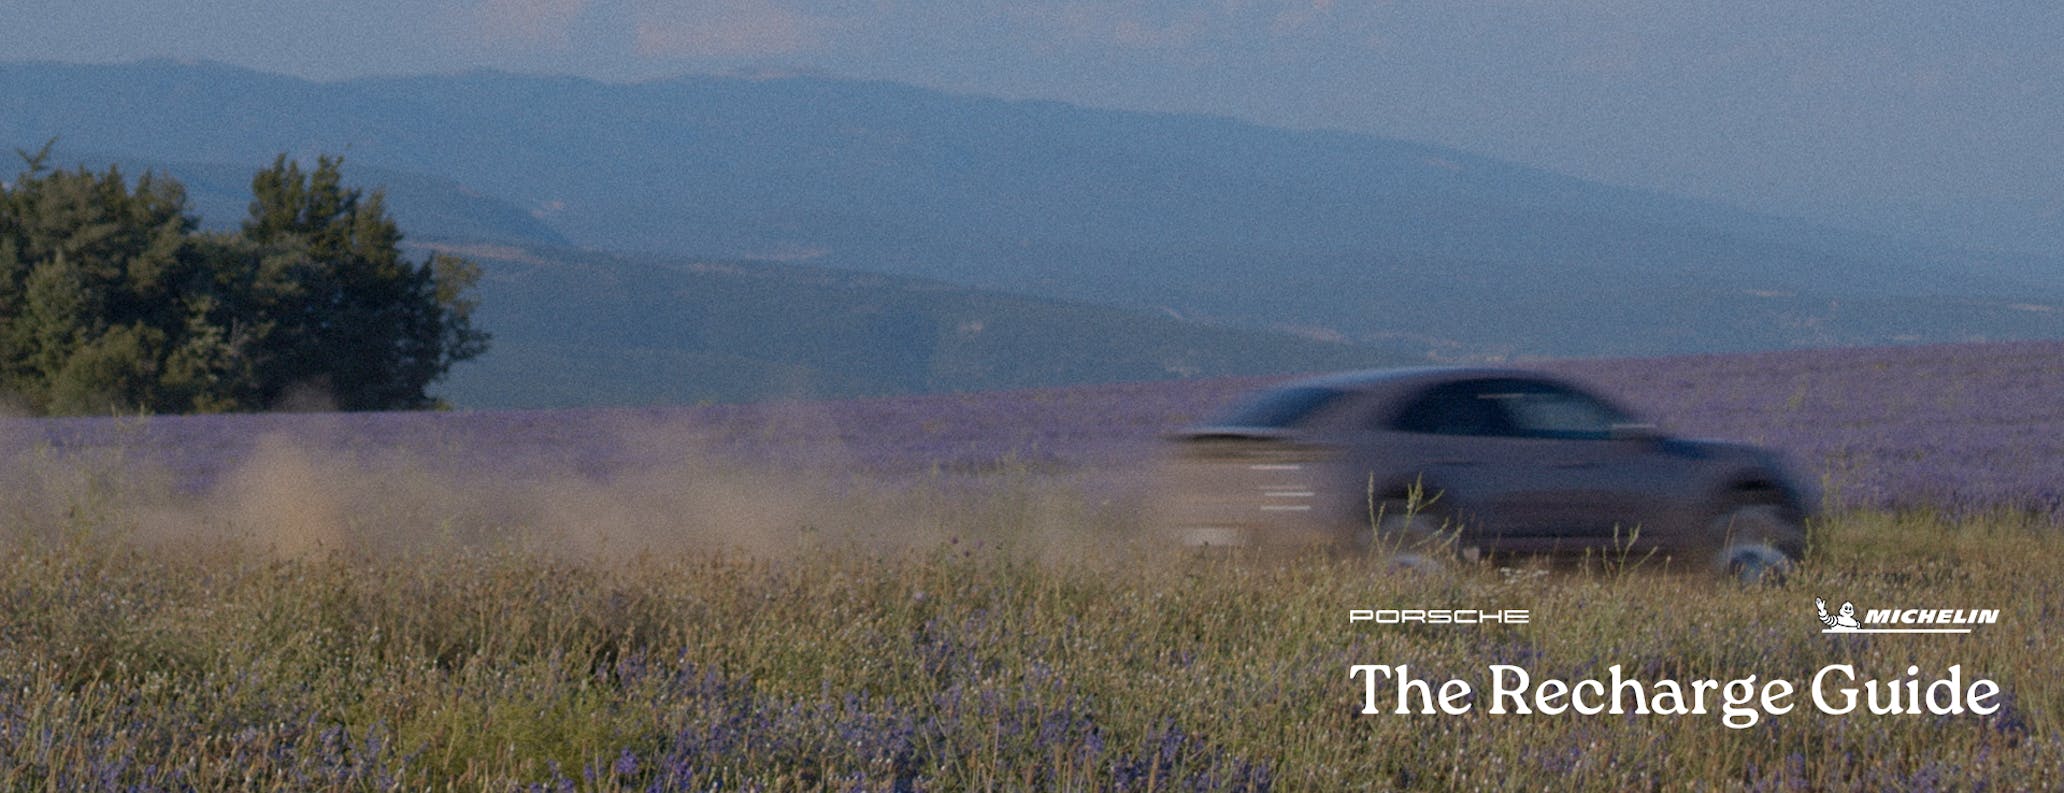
[0,142,487,414]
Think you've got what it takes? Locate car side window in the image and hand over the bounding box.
[1388,378,1630,440]
[1479,380,1628,440]
[1388,382,1509,436]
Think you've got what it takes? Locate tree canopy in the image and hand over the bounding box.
[0,145,488,415]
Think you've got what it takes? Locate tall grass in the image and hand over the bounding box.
[0,461,2057,790]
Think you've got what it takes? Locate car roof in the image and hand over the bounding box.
[1181,366,1568,434]
[1276,365,1555,393]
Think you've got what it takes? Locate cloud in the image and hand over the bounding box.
[474,0,591,48]
[633,0,830,58]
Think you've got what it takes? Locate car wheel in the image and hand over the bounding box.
[1354,498,1467,569]
[1709,502,1802,584]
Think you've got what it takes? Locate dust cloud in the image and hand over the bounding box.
[0,407,1152,567]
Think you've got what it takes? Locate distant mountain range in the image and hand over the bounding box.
[4,59,2060,407]
[427,244,1409,409]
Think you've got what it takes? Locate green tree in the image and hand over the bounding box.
[1,143,196,413]
[0,145,488,415]
[238,154,488,410]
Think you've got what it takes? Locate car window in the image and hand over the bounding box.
[1477,380,1629,440]
[1211,386,1345,428]
[1389,378,1630,440]
[1388,382,1509,436]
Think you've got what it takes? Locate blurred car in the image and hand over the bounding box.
[1156,367,1813,577]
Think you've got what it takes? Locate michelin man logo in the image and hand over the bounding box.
[1814,596,1998,634]
[1815,597,1860,631]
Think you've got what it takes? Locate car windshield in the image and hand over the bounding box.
[1211,386,1344,428]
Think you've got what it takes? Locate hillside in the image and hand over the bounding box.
[428,244,1410,408]
[6,60,2061,369]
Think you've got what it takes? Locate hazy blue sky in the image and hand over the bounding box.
[6,1,2062,254]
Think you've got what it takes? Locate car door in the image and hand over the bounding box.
[1377,379,1574,546]
[1480,378,1676,544]
[1380,378,1662,550]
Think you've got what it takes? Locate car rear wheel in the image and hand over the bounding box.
[1355,498,1469,570]
[1709,502,1803,584]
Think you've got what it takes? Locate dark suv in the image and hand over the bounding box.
[1156,367,1813,577]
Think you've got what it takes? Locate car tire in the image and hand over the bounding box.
[1352,498,1468,569]
[1709,502,1803,584]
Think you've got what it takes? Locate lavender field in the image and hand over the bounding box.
[0,340,2060,790]
[12,339,2063,527]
